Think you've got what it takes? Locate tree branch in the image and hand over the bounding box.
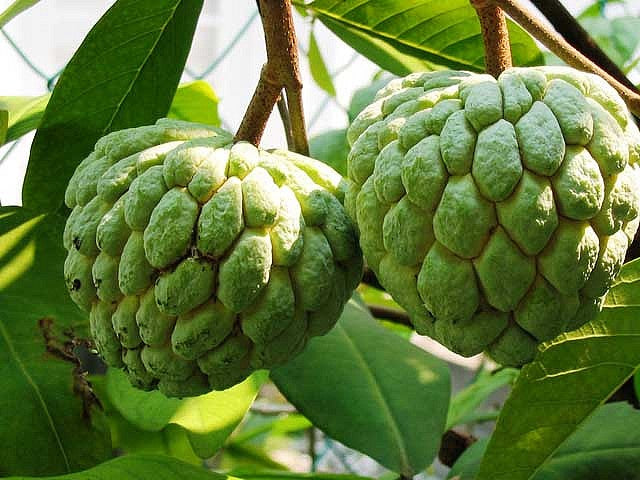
[471,0,512,77]
[368,305,412,328]
[277,91,295,149]
[489,0,640,116]
[529,0,638,93]
[235,0,309,154]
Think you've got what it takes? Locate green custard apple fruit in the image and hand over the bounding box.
[63,118,362,397]
[345,66,640,366]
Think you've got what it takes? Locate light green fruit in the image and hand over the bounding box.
[347,66,640,367]
[63,118,362,397]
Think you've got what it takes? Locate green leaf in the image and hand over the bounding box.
[107,368,266,459]
[0,94,50,145]
[221,444,288,471]
[90,374,202,463]
[579,15,640,68]
[605,258,640,306]
[305,0,543,73]
[447,438,488,480]
[318,14,434,77]
[308,30,337,96]
[309,128,348,176]
[476,305,640,480]
[5,454,229,480]
[231,472,372,480]
[271,298,450,476]
[22,0,204,213]
[446,368,518,429]
[452,403,640,479]
[0,207,111,476]
[0,0,41,28]
[230,414,312,445]
[168,80,220,125]
[0,109,7,144]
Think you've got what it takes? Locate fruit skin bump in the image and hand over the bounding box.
[63,118,363,397]
[346,66,640,366]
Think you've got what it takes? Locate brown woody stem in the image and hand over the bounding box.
[368,305,412,327]
[490,0,640,116]
[471,0,512,77]
[235,0,309,154]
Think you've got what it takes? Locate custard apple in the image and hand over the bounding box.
[345,66,640,366]
[63,118,362,397]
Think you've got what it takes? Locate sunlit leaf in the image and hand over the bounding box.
[0,207,111,476]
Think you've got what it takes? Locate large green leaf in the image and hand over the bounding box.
[106,368,266,459]
[168,80,220,126]
[5,454,228,480]
[0,0,41,28]
[90,374,202,464]
[22,0,204,213]
[451,403,640,479]
[476,259,640,480]
[605,258,640,306]
[303,0,543,74]
[0,207,111,476]
[318,14,435,76]
[271,299,450,477]
[446,368,518,429]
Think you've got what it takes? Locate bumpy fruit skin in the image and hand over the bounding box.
[346,67,640,366]
[63,118,362,397]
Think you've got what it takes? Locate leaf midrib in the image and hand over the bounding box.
[336,324,412,475]
[101,1,182,136]
[311,1,480,69]
[0,317,70,471]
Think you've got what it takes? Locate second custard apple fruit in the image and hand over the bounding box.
[63,118,362,397]
[346,66,640,366]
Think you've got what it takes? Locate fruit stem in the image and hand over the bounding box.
[471,0,513,78]
[491,0,640,116]
[235,0,309,155]
[277,91,295,149]
[530,0,638,93]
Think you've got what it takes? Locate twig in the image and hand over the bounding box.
[368,304,412,328]
[529,0,638,93]
[470,0,512,77]
[438,429,477,468]
[277,91,295,149]
[235,0,309,154]
[490,0,640,116]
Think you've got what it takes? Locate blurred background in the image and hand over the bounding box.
[1,1,640,478]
